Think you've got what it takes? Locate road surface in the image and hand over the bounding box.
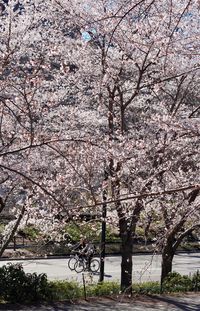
[0,252,199,283]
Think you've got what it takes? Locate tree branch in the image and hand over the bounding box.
[74,184,200,209]
[173,223,200,251]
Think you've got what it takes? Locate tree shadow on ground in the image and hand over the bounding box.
[89,271,112,278]
[150,294,200,311]
[1,294,199,311]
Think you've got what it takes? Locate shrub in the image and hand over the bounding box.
[162,271,192,292]
[191,270,200,291]
[24,272,50,301]
[18,225,40,241]
[0,263,49,303]
[0,263,27,303]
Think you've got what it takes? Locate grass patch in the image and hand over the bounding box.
[86,281,120,297]
[47,280,83,301]
[133,281,160,294]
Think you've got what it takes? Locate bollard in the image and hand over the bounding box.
[82,273,87,301]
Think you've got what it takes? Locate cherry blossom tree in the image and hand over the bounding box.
[0,0,199,294]
[60,0,200,292]
[0,0,105,255]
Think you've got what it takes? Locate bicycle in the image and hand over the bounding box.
[68,252,80,271]
[74,256,100,273]
[68,246,100,273]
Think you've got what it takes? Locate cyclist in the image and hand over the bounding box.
[80,240,96,270]
[69,236,86,254]
[69,237,96,270]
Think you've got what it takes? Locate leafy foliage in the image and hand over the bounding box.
[132,281,160,295]
[64,222,119,243]
[191,270,200,292]
[0,263,49,303]
[47,280,82,301]
[162,271,200,292]
[18,225,40,241]
[87,281,120,297]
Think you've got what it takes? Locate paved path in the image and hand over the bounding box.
[0,293,199,310]
[0,252,199,283]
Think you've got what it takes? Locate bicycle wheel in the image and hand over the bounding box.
[90,258,100,273]
[68,256,77,271]
[74,259,85,273]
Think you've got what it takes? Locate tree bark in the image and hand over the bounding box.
[161,189,199,285]
[161,243,175,285]
[113,160,134,294]
[0,197,5,214]
[0,205,26,257]
[120,222,133,294]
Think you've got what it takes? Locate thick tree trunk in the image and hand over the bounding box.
[121,237,133,293]
[161,244,175,285]
[119,219,133,294]
[0,205,25,257]
[119,200,143,294]
[160,188,199,286]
